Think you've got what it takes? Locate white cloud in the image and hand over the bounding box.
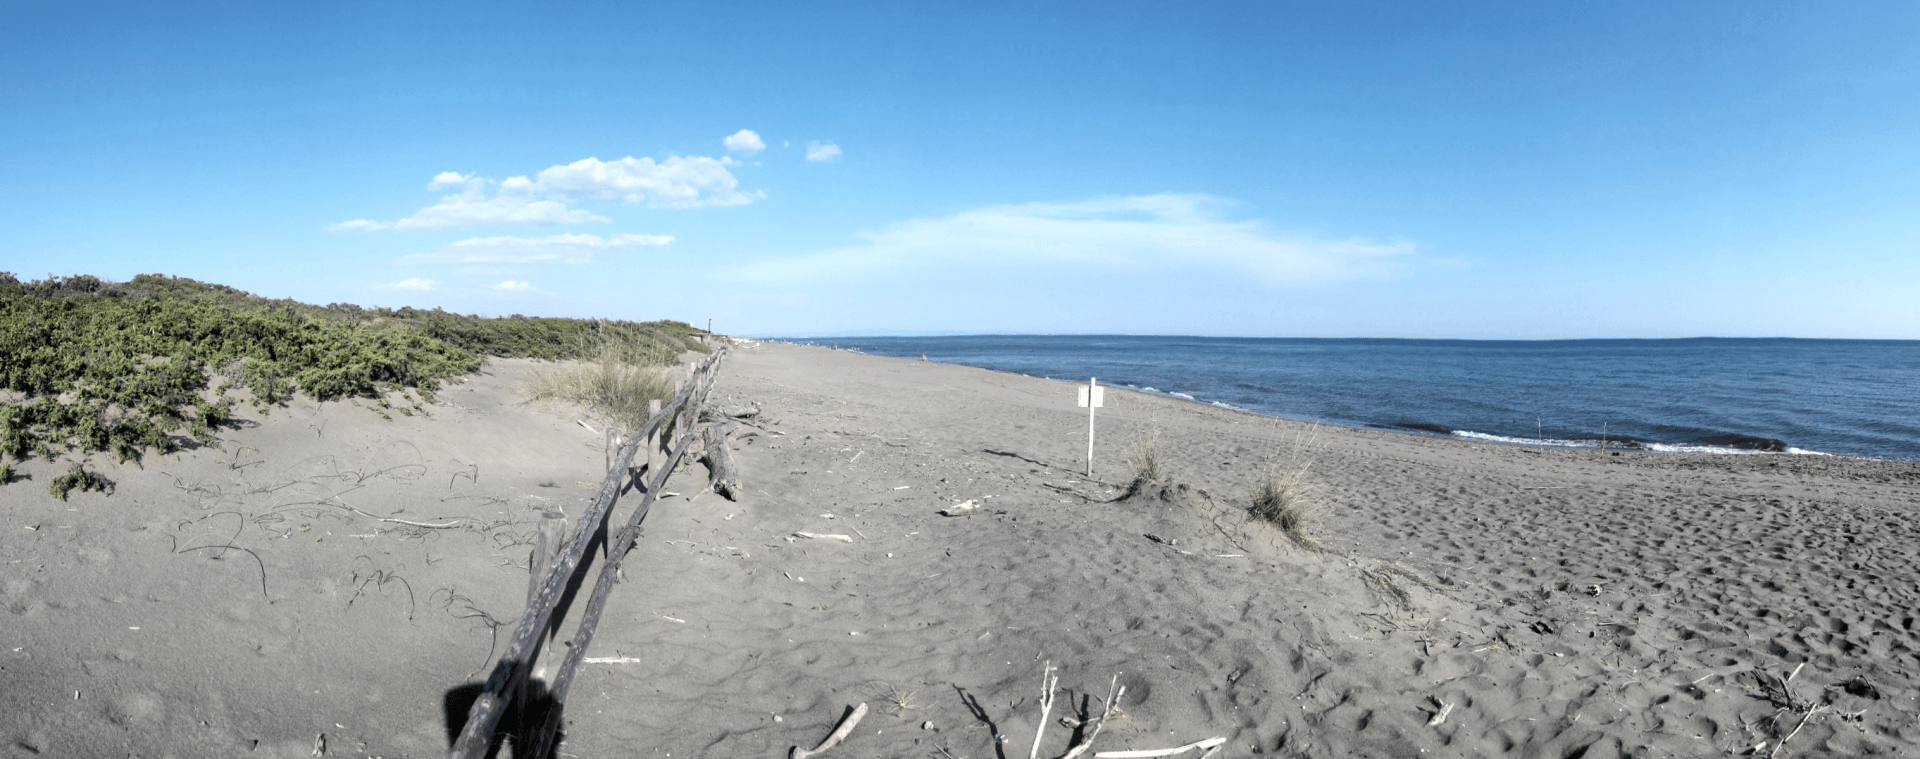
[428,171,471,189]
[736,194,1412,285]
[805,142,843,162]
[493,280,532,292]
[390,182,609,230]
[330,154,757,231]
[399,232,675,265]
[723,129,765,154]
[327,219,387,232]
[534,156,758,208]
[379,277,437,291]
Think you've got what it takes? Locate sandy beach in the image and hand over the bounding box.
[5,341,1919,758]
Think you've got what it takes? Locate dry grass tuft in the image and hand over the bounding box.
[1250,425,1321,550]
[864,681,923,716]
[1124,427,1162,484]
[1359,562,1433,612]
[525,344,672,432]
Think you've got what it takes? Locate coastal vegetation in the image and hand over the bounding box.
[1250,427,1321,550]
[524,345,675,432]
[47,461,114,500]
[1249,464,1316,549]
[0,273,705,484]
[1124,427,1162,483]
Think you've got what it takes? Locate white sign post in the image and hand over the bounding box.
[1077,377,1104,476]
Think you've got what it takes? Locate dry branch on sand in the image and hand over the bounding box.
[790,702,868,759]
[1030,663,1059,759]
[1060,673,1124,759]
[1093,737,1227,758]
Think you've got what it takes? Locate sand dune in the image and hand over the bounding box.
[4,342,1917,758]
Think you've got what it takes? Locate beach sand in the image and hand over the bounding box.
[4,342,1918,758]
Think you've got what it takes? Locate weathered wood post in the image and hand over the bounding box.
[645,399,663,485]
[522,510,568,711]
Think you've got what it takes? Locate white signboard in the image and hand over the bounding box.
[1079,378,1103,476]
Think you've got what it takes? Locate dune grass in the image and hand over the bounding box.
[1250,426,1322,550]
[524,345,675,433]
[1124,427,1162,483]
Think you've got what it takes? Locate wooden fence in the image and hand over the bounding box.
[451,346,728,759]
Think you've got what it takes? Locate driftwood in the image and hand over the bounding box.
[1061,675,1123,759]
[1030,663,1058,759]
[795,532,853,543]
[702,404,760,421]
[1094,737,1226,758]
[939,500,982,516]
[792,703,869,759]
[702,422,740,500]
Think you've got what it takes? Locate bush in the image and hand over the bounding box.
[0,277,479,462]
[47,462,113,500]
[0,273,708,470]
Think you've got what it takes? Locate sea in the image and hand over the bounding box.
[780,336,1920,462]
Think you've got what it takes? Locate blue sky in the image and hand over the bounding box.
[4,1,1917,339]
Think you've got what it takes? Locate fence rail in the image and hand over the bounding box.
[451,347,728,759]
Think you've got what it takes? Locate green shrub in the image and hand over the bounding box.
[47,462,113,500]
[0,273,708,469]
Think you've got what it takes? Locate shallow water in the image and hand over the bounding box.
[782,336,1920,461]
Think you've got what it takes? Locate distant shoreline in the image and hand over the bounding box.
[769,336,1919,462]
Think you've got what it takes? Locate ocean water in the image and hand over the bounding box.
[784,336,1920,461]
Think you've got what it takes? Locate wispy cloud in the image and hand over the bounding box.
[723,129,765,154]
[398,232,675,265]
[377,277,437,291]
[329,149,759,231]
[735,194,1412,285]
[805,142,842,162]
[492,280,532,292]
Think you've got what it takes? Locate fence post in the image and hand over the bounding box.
[646,399,663,485]
[452,349,726,759]
[521,510,568,712]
